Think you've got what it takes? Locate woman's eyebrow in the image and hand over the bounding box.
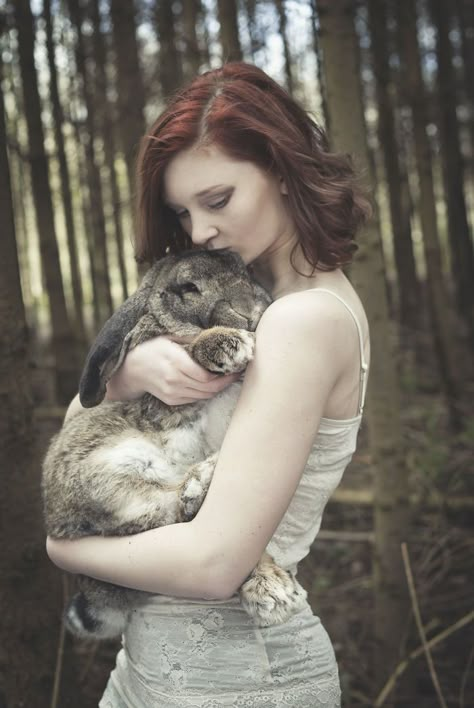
[165,184,229,207]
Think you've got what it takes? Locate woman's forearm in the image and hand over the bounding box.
[46,520,235,601]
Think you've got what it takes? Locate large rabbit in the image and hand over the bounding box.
[42,249,307,641]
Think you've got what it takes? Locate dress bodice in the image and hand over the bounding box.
[266,414,362,572]
[267,287,369,573]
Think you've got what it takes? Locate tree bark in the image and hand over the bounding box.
[109,0,146,195]
[317,0,411,695]
[216,0,243,62]
[44,0,87,348]
[275,0,294,94]
[14,0,79,405]
[456,0,474,180]
[156,0,184,98]
[430,0,474,340]
[367,0,421,347]
[181,0,202,83]
[396,0,463,429]
[67,0,113,327]
[0,47,61,708]
[90,0,129,302]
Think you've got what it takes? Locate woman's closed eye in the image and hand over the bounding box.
[174,194,231,219]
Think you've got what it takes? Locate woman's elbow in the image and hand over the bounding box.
[199,557,245,601]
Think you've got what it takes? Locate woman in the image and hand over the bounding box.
[47,63,371,707]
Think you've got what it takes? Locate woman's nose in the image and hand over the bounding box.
[191,217,218,246]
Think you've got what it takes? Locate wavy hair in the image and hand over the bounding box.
[135,62,371,270]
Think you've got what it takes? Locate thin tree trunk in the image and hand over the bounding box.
[14,0,79,405]
[310,0,330,130]
[397,0,463,429]
[156,0,183,98]
[430,0,474,340]
[90,0,129,301]
[243,0,262,60]
[317,0,411,695]
[456,0,474,180]
[44,0,87,348]
[67,0,113,326]
[109,0,146,196]
[274,0,294,94]
[367,0,421,347]
[216,0,243,62]
[0,48,61,708]
[181,0,202,82]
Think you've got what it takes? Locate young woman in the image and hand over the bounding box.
[47,63,371,707]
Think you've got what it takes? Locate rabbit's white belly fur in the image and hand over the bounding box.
[88,383,241,493]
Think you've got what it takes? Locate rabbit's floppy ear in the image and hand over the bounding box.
[79,259,172,408]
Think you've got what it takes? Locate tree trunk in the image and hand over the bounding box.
[309,0,330,130]
[14,0,79,405]
[0,49,61,708]
[274,0,294,94]
[243,0,262,60]
[216,0,243,62]
[317,0,411,696]
[456,0,474,181]
[90,0,129,302]
[44,0,87,349]
[397,0,464,429]
[67,0,113,327]
[109,0,146,196]
[430,0,474,340]
[181,0,202,83]
[367,0,421,348]
[156,0,183,98]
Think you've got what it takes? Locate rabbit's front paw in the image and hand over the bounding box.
[191,328,255,374]
[180,453,217,521]
[239,560,308,627]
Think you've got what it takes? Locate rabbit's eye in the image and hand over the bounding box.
[180,282,200,294]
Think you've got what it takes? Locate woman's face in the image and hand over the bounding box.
[163,144,296,265]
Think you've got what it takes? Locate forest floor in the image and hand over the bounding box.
[32,348,474,708]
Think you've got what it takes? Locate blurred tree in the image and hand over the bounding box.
[217,0,243,61]
[156,0,183,98]
[44,0,87,348]
[0,37,60,707]
[397,0,463,429]
[367,0,421,349]
[66,0,113,326]
[90,0,129,302]
[456,0,474,174]
[109,0,146,196]
[317,0,411,696]
[14,0,79,404]
[274,0,294,94]
[430,0,474,342]
[181,0,202,82]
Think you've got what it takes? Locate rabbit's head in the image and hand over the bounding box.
[79,249,271,408]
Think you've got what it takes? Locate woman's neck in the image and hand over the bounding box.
[250,240,326,299]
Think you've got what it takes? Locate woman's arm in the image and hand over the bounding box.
[47,293,351,599]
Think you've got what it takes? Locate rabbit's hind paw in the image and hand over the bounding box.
[179,453,217,521]
[239,563,308,627]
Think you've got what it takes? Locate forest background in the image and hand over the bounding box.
[0,0,473,706]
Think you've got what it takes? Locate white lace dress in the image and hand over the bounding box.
[99,290,369,708]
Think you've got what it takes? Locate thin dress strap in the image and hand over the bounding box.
[308,288,369,415]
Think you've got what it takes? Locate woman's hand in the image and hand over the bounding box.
[105,335,240,405]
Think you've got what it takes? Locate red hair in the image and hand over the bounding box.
[135,63,371,269]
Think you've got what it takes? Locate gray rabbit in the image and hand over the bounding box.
[42,249,307,640]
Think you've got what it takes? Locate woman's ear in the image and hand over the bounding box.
[279,176,288,195]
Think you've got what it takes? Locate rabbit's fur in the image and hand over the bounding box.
[42,249,307,640]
